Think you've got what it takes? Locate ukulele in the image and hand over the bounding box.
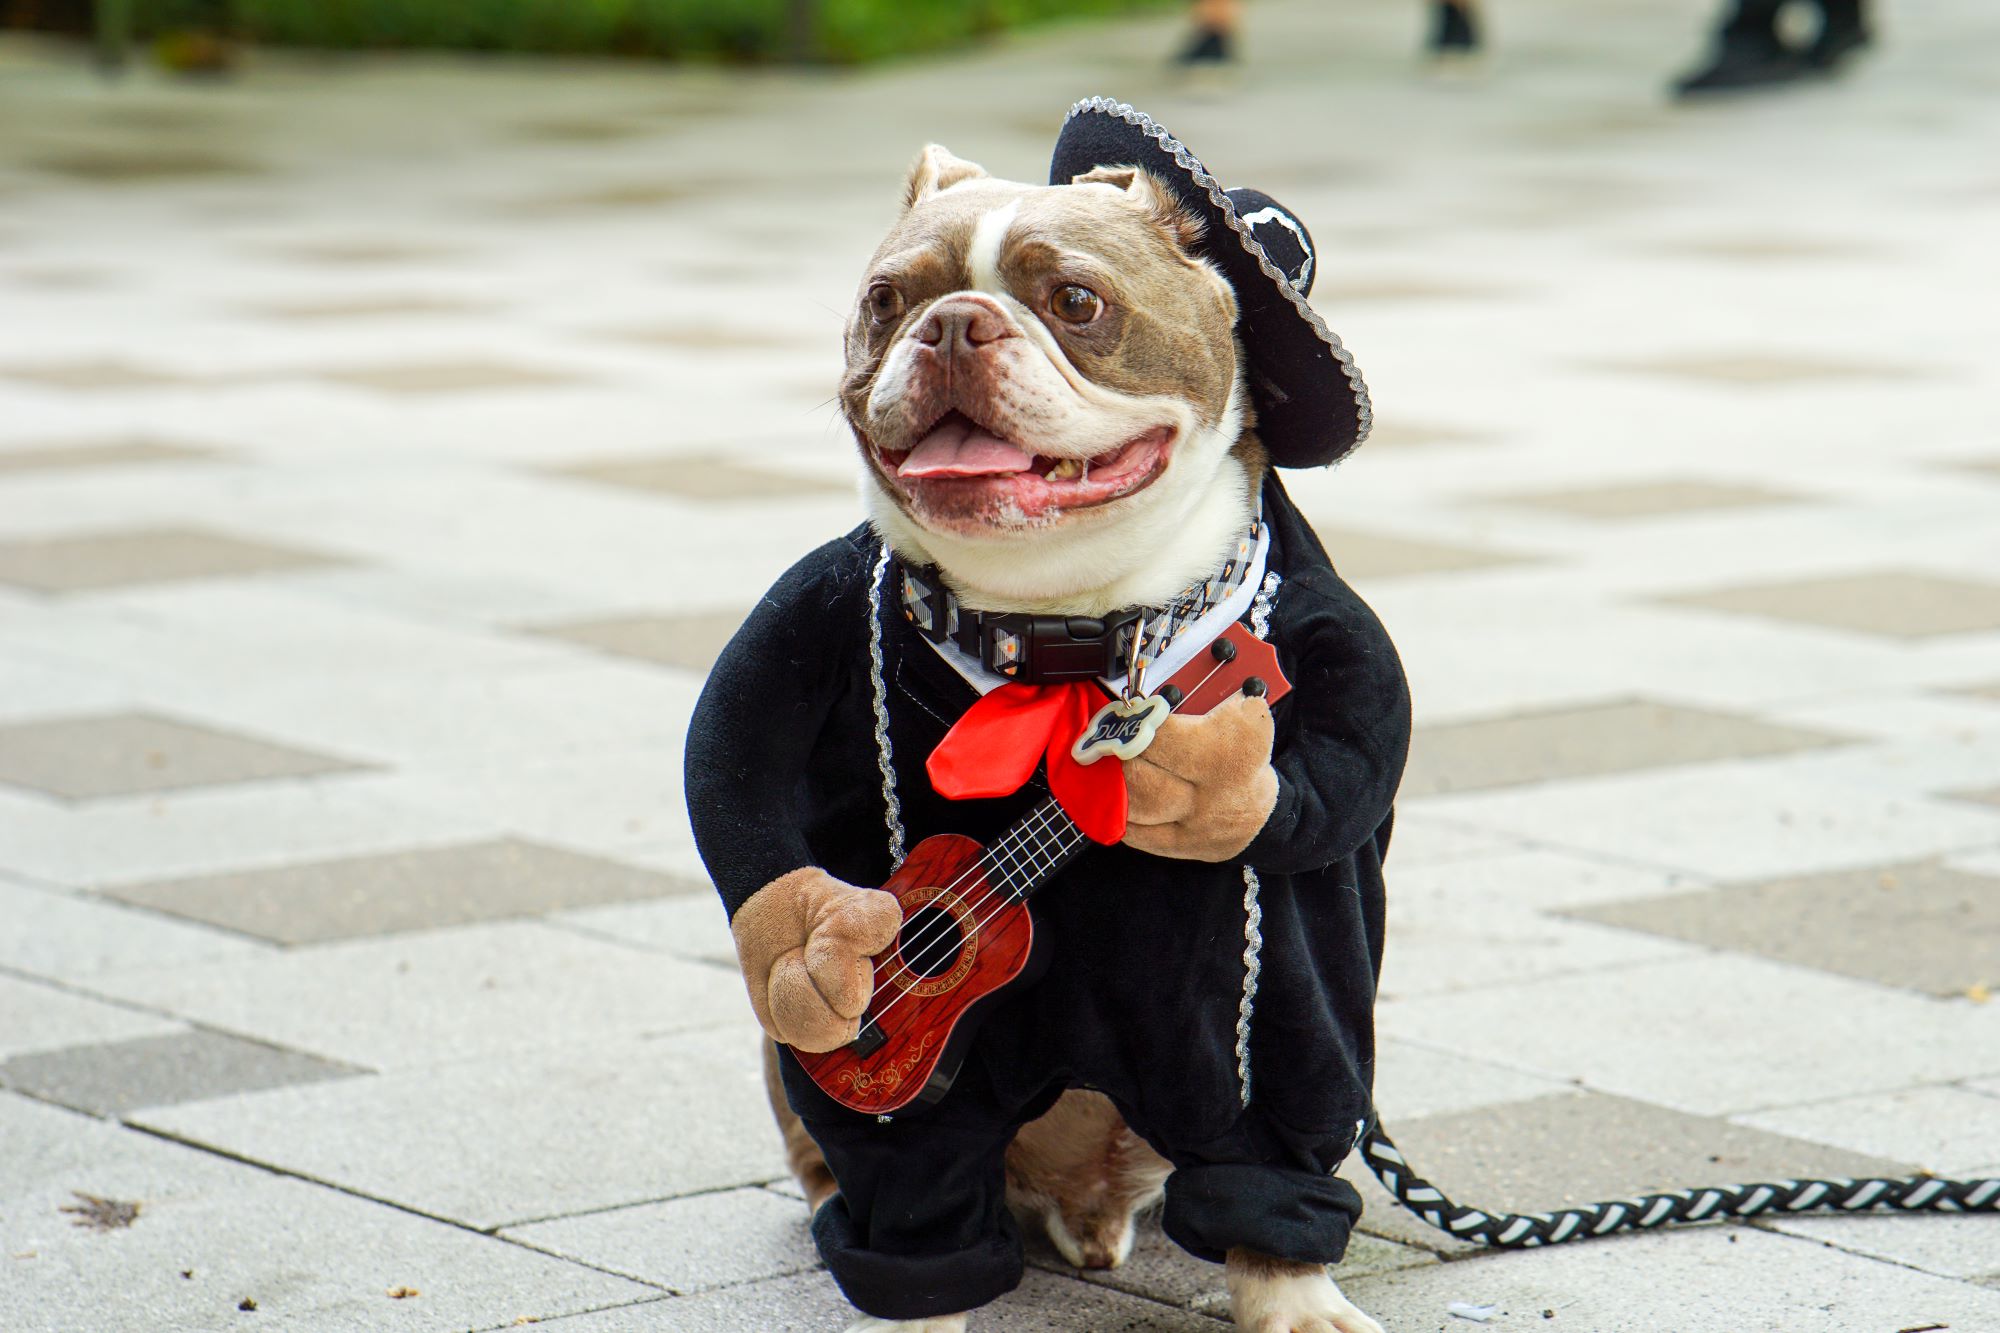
[793,622,1292,1117]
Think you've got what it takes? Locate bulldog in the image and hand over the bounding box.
[686,101,1408,1333]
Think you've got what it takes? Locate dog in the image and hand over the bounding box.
[686,104,1405,1333]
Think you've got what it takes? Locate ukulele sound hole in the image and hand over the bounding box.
[897,904,966,979]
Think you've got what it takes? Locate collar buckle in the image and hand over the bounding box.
[987,610,1143,683]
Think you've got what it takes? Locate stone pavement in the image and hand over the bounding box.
[2,0,1998,1327]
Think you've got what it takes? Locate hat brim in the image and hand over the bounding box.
[1050,97,1371,468]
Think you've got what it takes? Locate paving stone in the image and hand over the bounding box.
[0,527,342,593]
[1402,698,1847,798]
[1661,570,2000,639]
[241,295,492,321]
[1415,759,2000,882]
[0,876,264,981]
[1484,478,1805,520]
[552,893,736,969]
[86,920,748,1070]
[311,360,584,393]
[1371,1040,1585,1123]
[0,359,199,390]
[531,611,746,674]
[1380,954,2000,1116]
[0,1028,362,1116]
[0,439,212,474]
[101,838,691,945]
[1343,1224,2000,1333]
[555,453,850,501]
[1315,525,1533,581]
[1566,859,2000,997]
[1601,352,1920,385]
[0,975,183,1061]
[504,1187,817,1294]
[1732,1085,2000,1176]
[1762,1208,2000,1283]
[1955,784,2000,810]
[0,712,364,801]
[0,1093,652,1333]
[132,1026,785,1230]
[265,238,459,265]
[1367,1090,1911,1220]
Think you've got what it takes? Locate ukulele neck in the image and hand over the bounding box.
[982,798,1090,902]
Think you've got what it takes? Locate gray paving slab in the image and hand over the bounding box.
[552,893,737,969]
[132,1026,786,1230]
[84,919,749,1070]
[1366,1091,1912,1219]
[531,611,749,675]
[1343,1224,2000,1333]
[0,1028,363,1116]
[1380,954,2000,1116]
[1732,1084,2000,1176]
[0,527,341,593]
[1402,699,1849,799]
[1483,478,1807,521]
[0,973,183,1061]
[0,875,265,981]
[1662,571,2000,640]
[1568,858,2000,997]
[101,837,693,944]
[1761,1208,2000,1283]
[0,1092,654,1333]
[0,711,365,800]
[0,439,213,474]
[504,1186,818,1294]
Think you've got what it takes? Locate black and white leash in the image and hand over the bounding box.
[1361,1119,2000,1249]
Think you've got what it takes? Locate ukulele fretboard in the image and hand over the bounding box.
[980,799,1091,901]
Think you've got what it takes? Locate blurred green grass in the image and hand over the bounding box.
[130,0,1181,63]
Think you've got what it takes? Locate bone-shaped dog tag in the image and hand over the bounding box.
[1072,694,1171,765]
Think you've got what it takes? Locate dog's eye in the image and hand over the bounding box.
[1050,284,1103,325]
[865,283,905,324]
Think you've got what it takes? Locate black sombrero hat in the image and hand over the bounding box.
[1050,97,1370,468]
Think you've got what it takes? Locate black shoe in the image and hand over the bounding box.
[1428,1,1480,55]
[1175,25,1234,66]
[1672,34,1803,96]
[1806,22,1871,70]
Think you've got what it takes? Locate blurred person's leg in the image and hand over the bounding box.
[1671,0,1802,97]
[1427,0,1481,59]
[1807,0,1871,71]
[1177,0,1240,66]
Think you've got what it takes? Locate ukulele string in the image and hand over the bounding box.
[868,653,1239,1008]
[861,653,1241,1033]
[876,649,1241,984]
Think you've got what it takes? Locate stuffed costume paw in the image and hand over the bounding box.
[1121,691,1279,862]
[731,868,903,1052]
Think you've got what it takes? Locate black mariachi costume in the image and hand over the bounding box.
[685,99,1407,1319]
[684,475,1410,1319]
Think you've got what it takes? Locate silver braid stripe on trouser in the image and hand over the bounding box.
[1361,1120,2000,1248]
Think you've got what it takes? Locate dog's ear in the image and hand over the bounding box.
[1071,165,1206,253]
[903,144,989,210]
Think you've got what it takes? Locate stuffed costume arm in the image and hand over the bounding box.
[684,538,902,1053]
[1239,566,1411,875]
[1123,566,1409,873]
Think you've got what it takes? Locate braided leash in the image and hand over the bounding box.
[1362,1120,2000,1249]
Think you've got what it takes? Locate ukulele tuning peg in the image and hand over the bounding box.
[1209,637,1238,664]
[1157,684,1185,708]
[1241,677,1268,698]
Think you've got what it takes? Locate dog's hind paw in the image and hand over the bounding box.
[843,1316,968,1333]
[1227,1255,1386,1333]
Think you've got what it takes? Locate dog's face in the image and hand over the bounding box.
[842,146,1253,609]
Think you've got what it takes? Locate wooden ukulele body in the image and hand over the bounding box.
[791,833,1034,1117]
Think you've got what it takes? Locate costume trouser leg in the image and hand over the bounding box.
[781,1051,1053,1321]
[1146,1107,1367,1267]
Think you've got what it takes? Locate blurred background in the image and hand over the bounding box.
[1,2,1997,1329]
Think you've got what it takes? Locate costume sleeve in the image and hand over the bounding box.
[684,536,871,920]
[1241,568,1411,876]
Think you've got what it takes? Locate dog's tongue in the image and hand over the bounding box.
[898,416,1034,478]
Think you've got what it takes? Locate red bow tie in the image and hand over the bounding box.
[925,681,1126,844]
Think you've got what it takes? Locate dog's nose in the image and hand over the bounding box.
[916,298,1015,351]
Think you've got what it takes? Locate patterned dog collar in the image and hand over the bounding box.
[897,527,1262,686]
